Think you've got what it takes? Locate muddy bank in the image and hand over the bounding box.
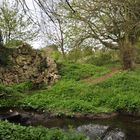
[1,108,140,124]
[0,107,118,123]
[117,109,140,118]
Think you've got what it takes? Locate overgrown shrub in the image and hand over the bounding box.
[84,50,119,66]
[58,62,108,80]
[0,84,14,95]
[11,82,33,93]
[5,40,23,48]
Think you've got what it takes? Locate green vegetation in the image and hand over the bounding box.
[0,0,140,139]
[5,40,23,48]
[20,70,140,114]
[0,60,140,139]
[84,50,119,66]
[0,121,88,140]
[58,62,109,80]
[0,84,24,108]
[0,1,38,45]
[0,62,140,114]
[0,82,32,108]
[0,47,10,66]
[11,82,33,93]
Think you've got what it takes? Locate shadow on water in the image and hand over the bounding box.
[0,108,140,140]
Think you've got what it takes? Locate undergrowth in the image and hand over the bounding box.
[1,62,140,114]
[20,70,140,114]
[58,62,109,80]
[0,62,140,140]
[0,120,88,140]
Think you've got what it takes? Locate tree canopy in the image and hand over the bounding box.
[1,0,140,69]
[0,1,39,45]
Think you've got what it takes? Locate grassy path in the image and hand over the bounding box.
[82,68,121,84]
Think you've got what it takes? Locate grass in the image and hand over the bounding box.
[0,62,140,139]
[0,62,140,114]
[20,71,140,114]
[58,62,109,80]
[0,82,33,108]
[19,63,140,114]
[20,79,112,114]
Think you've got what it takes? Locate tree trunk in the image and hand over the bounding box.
[60,43,66,59]
[119,40,136,70]
[57,18,66,59]
[0,30,4,48]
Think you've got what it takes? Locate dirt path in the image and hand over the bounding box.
[82,68,121,84]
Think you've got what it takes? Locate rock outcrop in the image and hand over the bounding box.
[0,44,60,86]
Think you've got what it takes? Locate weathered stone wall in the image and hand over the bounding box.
[0,44,60,85]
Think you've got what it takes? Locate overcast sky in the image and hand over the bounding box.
[22,0,44,48]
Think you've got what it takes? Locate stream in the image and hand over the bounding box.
[0,108,140,140]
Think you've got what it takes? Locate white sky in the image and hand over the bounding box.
[23,0,44,48]
[0,0,2,6]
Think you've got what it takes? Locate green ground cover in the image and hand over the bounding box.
[1,62,140,114]
[1,62,140,140]
[0,120,88,140]
[58,62,109,80]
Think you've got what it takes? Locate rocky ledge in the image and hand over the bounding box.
[0,44,60,86]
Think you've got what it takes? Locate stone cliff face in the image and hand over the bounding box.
[0,44,60,86]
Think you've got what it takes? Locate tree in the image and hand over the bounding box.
[16,0,78,59]
[16,0,140,69]
[36,0,67,58]
[62,0,140,69]
[0,30,3,47]
[41,5,66,58]
[0,1,39,45]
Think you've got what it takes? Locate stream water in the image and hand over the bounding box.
[23,115,140,140]
[0,109,140,140]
